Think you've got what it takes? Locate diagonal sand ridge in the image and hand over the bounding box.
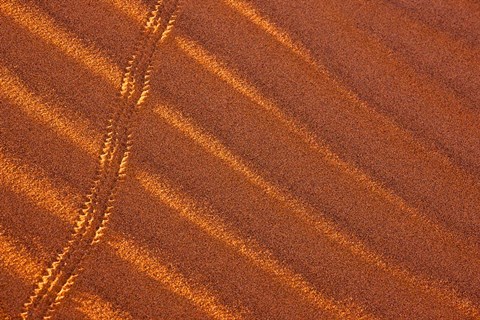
[18,1,183,319]
[221,0,480,182]
[0,0,119,85]
[136,170,375,320]
[0,64,374,318]
[1,0,479,317]
[174,35,476,253]
[3,57,480,317]
[0,149,244,320]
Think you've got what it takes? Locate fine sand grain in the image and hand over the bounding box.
[1,0,479,319]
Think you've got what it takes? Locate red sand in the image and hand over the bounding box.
[1,0,479,319]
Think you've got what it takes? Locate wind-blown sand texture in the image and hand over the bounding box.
[0,0,479,319]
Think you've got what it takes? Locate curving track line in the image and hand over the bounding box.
[20,1,182,319]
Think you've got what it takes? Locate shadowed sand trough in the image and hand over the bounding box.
[1,0,479,319]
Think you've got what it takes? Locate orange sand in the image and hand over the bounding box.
[1,0,479,319]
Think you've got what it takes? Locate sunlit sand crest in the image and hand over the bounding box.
[0,151,243,319]
[174,35,475,253]
[0,228,40,281]
[222,0,480,183]
[110,235,246,320]
[19,1,183,318]
[73,292,134,320]
[136,169,374,319]
[0,223,119,320]
[0,0,476,316]
[0,65,99,156]
[0,0,119,85]
[151,102,480,318]
[3,61,479,317]
[1,67,373,317]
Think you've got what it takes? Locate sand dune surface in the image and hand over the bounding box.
[1,0,479,319]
